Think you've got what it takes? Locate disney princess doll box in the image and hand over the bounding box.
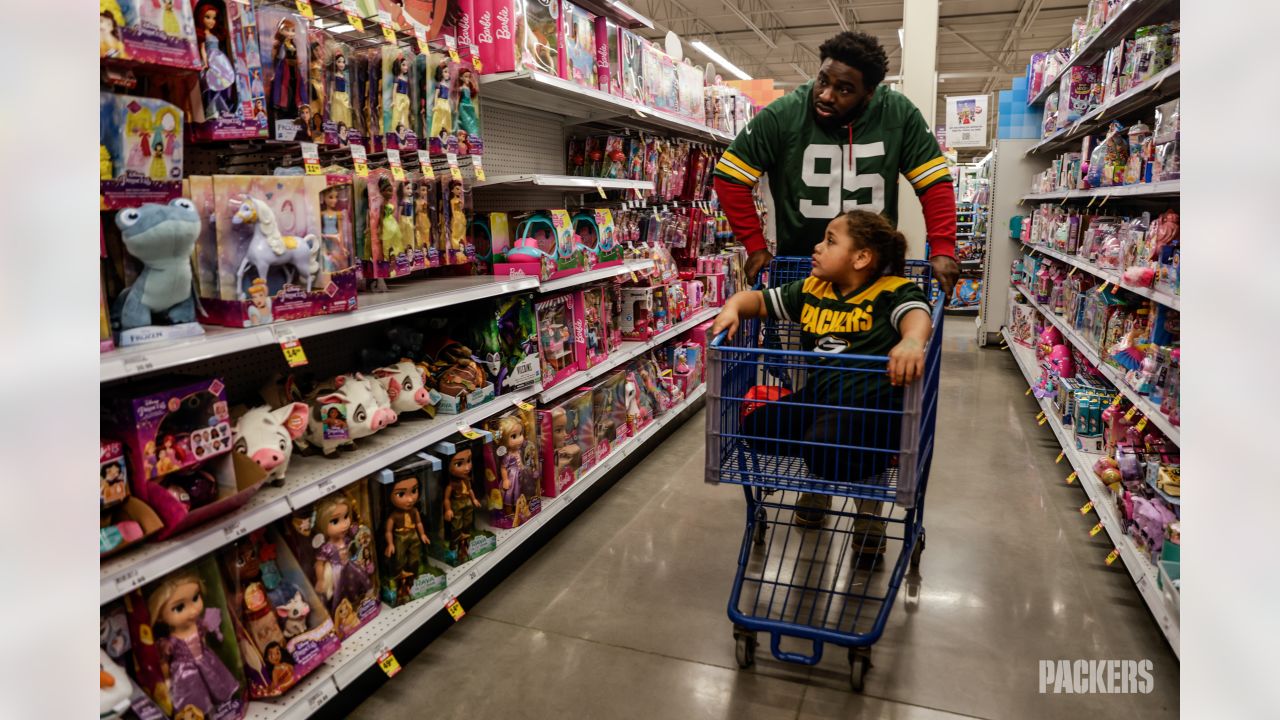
[100,0,201,69]
[100,92,185,208]
[280,480,381,641]
[481,406,543,529]
[371,453,449,606]
[426,435,499,566]
[217,528,342,699]
[187,0,268,141]
[468,292,542,395]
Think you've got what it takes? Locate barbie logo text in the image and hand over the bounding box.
[476,11,493,44]
[495,7,511,39]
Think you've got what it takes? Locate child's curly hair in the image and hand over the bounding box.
[842,210,907,278]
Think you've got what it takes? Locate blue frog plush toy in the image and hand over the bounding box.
[112,199,201,330]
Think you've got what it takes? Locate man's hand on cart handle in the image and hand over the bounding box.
[745,249,774,284]
[929,255,959,298]
[887,309,933,387]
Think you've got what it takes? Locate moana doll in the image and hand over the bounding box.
[442,448,481,563]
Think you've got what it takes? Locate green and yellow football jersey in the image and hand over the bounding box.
[715,83,951,257]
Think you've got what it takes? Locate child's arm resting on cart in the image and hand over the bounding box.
[710,289,768,340]
[887,308,931,387]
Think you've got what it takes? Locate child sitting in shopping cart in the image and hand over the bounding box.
[710,209,933,561]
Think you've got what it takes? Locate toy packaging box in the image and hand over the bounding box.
[576,286,609,368]
[536,389,598,497]
[590,371,632,458]
[256,7,311,141]
[559,1,598,90]
[100,0,201,69]
[603,282,623,350]
[450,51,486,156]
[100,92,185,206]
[106,376,232,483]
[620,286,658,341]
[100,440,164,557]
[492,209,584,282]
[187,0,268,141]
[620,29,646,103]
[419,332,496,414]
[381,46,420,152]
[664,341,704,396]
[594,17,622,96]
[197,174,357,326]
[362,168,416,279]
[371,454,449,606]
[280,480,381,641]
[535,292,586,389]
[427,435,499,566]
[515,0,559,76]
[217,528,342,699]
[573,209,623,268]
[476,0,517,73]
[124,556,248,720]
[481,406,543,528]
[470,293,542,394]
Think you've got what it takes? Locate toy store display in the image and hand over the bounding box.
[257,7,311,141]
[100,0,201,68]
[1021,204,1180,298]
[100,94,186,205]
[481,405,543,528]
[590,370,632,458]
[535,292,586,389]
[536,389,597,498]
[101,440,164,557]
[427,435,498,566]
[559,1,598,90]
[371,453,449,606]
[491,209,584,281]
[566,133,720,204]
[466,293,542,394]
[188,0,268,141]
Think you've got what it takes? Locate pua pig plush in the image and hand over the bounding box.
[303,373,398,455]
[373,360,441,417]
[233,403,309,485]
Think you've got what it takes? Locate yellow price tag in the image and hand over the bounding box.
[1135,417,1148,432]
[1111,395,1123,407]
[472,157,486,182]
[1066,471,1078,484]
[417,150,435,179]
[447,153,462,181]
[597,185,606,198]
[345,11,365,31]
[378,11,397,43]
[444,35,461,62]
[352,145,368,177]
[1024,387,1032,396]
[1124,406,1137,422]
[1104,549,1119,566]
[376,648,401,677]
[516,400,534,412]
[1036,411,1046,420]
[1055,451,1065,464]
[1089,522,1103,537]
[281,340,309,367]
[630,271,639,283]
[387,149,405,181]
[1068,266,1078,276]
[472,54,483,72]
[391,165,405,181]
[300,142,322,175]
[295,0,314,18]
[1098,282,1109,293]
[445,597,466,621]
[1079,501,1093,515]
[457,423,482,440]
[1037,416,1048,426]
[304,161,321,175]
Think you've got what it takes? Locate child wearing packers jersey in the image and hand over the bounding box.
[711,210,933,558]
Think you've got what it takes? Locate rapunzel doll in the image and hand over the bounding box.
[147,571,240,717]
[311,495,372,628]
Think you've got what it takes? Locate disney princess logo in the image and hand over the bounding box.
[476,11,493,44]
[494,6,511,40]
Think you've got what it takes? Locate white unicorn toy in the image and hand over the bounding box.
[232,197,322,299]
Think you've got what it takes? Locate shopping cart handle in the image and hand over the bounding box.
[710,330,729,347]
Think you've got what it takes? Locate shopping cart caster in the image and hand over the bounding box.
[909,530,926,571]
[752,507,768,546]
[733,629,757,669]
[848,647,872,692]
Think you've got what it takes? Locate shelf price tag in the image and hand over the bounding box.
[1079,500,1093,515]
[376,648,402,677]
[456,423,482,440]
[596,185,606,198]
[1124,406,1138,422]
[1135,417,1148,432]
[415,25,430,54]
[444,34,461,62]
[340,0,365,31]
[377,10,396,43]
[1037,416,1048,426]
[1104,548,1120,566]
[306,680,335,710]
[1066,471,1078,484]
[515,399,534,412]
[295,0,314,18]
[444,596,466,621]
[417,150,435,179]
[472,156,486,182]
[1111,394,1123,408]
[113,568,146,593]
[470,44,483,72]
[1055,451,1065,464]
[387,149,405,181]
[1089,522,1104,537]
[351,143,369,177]
[446,152,462,181]
[1024,387,1032,396]
[123,354,155,376]
[300,142,322,175]
[273,327,309,367]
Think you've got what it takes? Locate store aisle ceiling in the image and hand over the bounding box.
[633,0,1088,147]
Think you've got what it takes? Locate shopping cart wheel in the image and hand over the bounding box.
[848,647,872,692]
[910,530,926,571]
[753,506,768,545]
[734,629,757,669]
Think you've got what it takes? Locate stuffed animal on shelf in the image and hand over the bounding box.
[112,199,201,330]
[232,403,309,485]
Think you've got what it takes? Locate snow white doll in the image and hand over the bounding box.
[195,1,238,119]
[329,48,353,129]
[147,571,241,717]
[390,54,413,137]
[429,62,452,143]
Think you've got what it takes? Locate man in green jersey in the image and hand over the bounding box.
[713,31,959,295]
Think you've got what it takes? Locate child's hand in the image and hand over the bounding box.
[710,306,740,340]
[887,338,925,387]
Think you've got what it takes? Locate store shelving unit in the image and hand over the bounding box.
[1021,179,1179,201]
[242,385,707,720]
[1002,331,1179,655]
[1025,63,1181,156]
[474,175,656,192]
[1021,242,1180,310]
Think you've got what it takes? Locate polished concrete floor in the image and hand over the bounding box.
[351,318,1180,719]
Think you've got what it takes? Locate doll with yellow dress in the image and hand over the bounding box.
[383,48,417,150]
[326,44,354,144]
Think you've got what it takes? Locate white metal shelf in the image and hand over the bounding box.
[1027,0,1178,107]
[1026,63,1181,156]
[539,259,654,294]
[1022,179,1179,202]
[473,175,656,192]
[1002,331,1179,656]
[243,384,707,720]
[1012,284,1179,445]
[480,70,734,144]
[1021,242,1180,310]
[537,306,717,404]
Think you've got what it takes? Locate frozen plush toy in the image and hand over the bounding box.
[113,199,201,330]
[233,403,309,485]
[373,360,441,417]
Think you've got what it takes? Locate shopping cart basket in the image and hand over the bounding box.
[704,257,944,691]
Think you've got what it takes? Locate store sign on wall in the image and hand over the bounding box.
[945,95,989,148]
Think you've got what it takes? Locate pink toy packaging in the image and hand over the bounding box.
[481,405,543,528]
[198,174,357,326]
[188,0,268,141]
[476,0,516,73]
[279,480,381,641]
[559,1,598,90]
[100,0,201,69]
[603,282,623,351]
[620,286,657,341]
[577,285,609,368]
[124,556,248,720]
[217,528,342,699]
[591,370,632,457]
[535,292,585,389]
[594,17,621,95]
[100,92,185,206]
[536,389,598,497]
[515,0,559,76]
[493,209,584,281]
[456,0,478,48]
[256,7,310,141]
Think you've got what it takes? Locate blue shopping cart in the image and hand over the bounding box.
[704,257,944,691]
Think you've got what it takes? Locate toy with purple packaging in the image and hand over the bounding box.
[537,389,597,497]
[106,376,231,483]
[189,0,267,141]
[427,435,498,565]
[535,292,586,388]
[371,453,448,606]
[100,0,201,68]
[481,406,543,528]
[125,556,247,720]
[281,480,381,640]
[217,528,342,698]
[100,93,185,204]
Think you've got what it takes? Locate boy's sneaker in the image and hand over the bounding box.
[792,493,832,528]
[851,519,888,569]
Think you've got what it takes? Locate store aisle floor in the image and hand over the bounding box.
[351,319,1179,720]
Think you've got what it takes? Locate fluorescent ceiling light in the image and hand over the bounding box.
[898,28,904,46]
[609,0,655,29]
[691,40,752,81]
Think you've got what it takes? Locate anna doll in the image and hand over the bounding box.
[269,17,304,120]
